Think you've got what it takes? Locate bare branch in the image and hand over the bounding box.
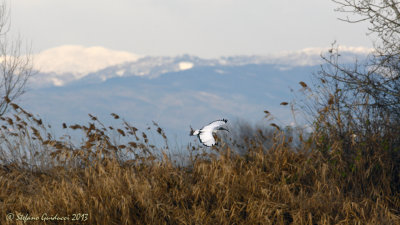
[0,1,34,116]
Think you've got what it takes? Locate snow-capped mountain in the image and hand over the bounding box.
[29,45,372,88]
[81,55,219,83]
[31,45,141,87]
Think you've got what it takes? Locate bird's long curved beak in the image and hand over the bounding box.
[220,127,229,132]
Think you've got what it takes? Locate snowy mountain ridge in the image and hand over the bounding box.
[29,45,372,88]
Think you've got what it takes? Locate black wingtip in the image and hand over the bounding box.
[221,118,228,123]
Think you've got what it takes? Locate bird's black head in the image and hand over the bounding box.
[218,127,229,132]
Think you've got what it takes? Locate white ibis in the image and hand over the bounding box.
[190,119,229,147]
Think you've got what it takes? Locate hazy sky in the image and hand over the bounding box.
[10,0,372,58]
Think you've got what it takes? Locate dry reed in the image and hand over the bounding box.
[0,100,399,225]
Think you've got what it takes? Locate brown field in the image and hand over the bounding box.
[0,100,399,225]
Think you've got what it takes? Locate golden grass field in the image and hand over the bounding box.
[0,97,399,225]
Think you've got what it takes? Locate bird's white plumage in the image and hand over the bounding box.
[199,131,216,146]
[190,119,228,147]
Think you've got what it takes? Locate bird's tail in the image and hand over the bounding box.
[190,126,200,136]
[189,125,195,136]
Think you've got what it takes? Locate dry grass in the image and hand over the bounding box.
[0,101,399,225]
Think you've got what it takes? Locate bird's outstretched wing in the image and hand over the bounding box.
[198,131,216,147]
[201,119,227,132]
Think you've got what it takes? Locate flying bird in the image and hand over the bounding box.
[190,119,229,147]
